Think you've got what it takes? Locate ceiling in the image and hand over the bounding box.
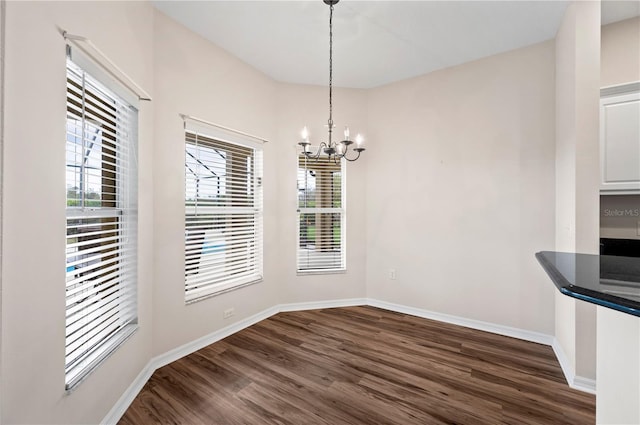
[153,1,640,89]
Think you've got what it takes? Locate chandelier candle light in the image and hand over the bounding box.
[299,0,366,162]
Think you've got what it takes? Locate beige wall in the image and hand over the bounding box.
[601,17,640,87]
[1,1,155,423]
[275,83,368,305]
[554,0,600,384]
[0,1,617,423]
[0,3,368,422]
[150,11,369,358]
[365,41,557,335]
[554,2,579,378]
[151,10,281,357]
[0,0,5,421]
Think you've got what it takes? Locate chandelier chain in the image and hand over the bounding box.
[328,3,334,145]
[298,0,365,163]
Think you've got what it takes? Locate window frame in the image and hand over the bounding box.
[183,122,264,303]
[64,57,138,391]
[296,151,347,274]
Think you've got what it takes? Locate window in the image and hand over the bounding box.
[65,59,138,390]
[184,127,263,302]
[297,154,345,272]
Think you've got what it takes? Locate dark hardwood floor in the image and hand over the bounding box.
[119,306,595,424]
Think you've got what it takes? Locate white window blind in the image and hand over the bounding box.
[297,153,345,272]
[184,127,263,302]
[65,59,138,390]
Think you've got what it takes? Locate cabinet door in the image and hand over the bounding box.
[600,92,640,194]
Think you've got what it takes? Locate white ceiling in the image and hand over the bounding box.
[602,0,640,25]
[153,0,640,89]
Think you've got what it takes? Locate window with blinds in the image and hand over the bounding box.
[65,59,138,390]
[184,129,263,302]
[297,154,345,272]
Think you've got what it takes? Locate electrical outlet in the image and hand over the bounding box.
[388,269,396,280]
[223,308,235,319]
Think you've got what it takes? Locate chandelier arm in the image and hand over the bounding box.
[305,149,321,160]
[341,149,362,162]
[304,142,328,160]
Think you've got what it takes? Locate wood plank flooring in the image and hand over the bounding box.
[119,306,595,424]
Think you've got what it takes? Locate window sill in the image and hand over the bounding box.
[65,324,138,393]
[185,277,262,305]
[297,268,347,276]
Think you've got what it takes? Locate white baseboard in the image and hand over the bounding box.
[101,298,362,424]
[368,299,595,394]
[551,337,576,386]
[278,298,367,312]
[573,376,596,394]
[101,305,278,425]
[151,305,280,371]
[101,362,155,425]
[366,298,554,346]
[103,297,594,424]
[551,338,597,395]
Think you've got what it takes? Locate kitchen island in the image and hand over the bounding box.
[536,251,640,317]
[537,250,640,424]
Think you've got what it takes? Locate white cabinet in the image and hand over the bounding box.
[600,83,640,195]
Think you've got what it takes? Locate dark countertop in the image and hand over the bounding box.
[536,251,640,317]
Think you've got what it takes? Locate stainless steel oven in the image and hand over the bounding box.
[600,238,640,258]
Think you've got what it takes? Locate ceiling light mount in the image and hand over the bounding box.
[299,0,366,163]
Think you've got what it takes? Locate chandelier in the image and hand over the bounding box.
[298,0,365,162]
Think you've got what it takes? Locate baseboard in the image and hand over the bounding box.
[372,299,596,394]
[151,305,280,371]
[101,298,363,424]
[103,297,592,424]
[101,362,155,425]
[573,376,596,394]
[551,337,576,385]
[278,297,367,312]
[151,298,367,372]
[551,337,596,395]
[366,298,554,346]
[101,305,278,425]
